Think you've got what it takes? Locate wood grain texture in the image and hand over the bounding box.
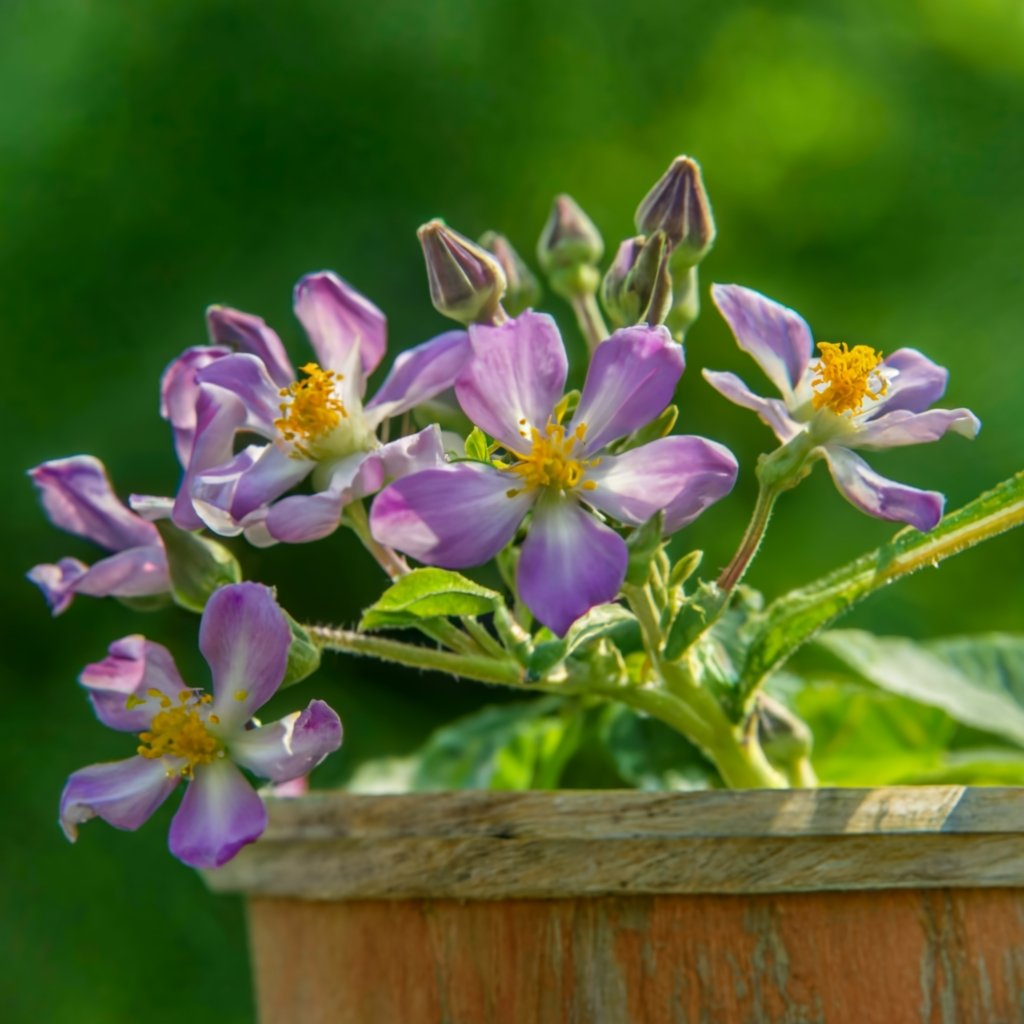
[205,787,1024,898]
[248,889,1024,1024]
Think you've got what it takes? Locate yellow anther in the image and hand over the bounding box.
[502,420,599,495]
[137,691,222,778]
[275,363,348,458]
[810,342,888,415]
[234,690,248,702]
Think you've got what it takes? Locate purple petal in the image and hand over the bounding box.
[712,284,814,399]
[585,436,738,533]
[128,494,174,522]
[29,456,160,551]
[196,352,284,436]
[206,305,295,389]
[294,271,386,380]
[167,759,267,868]
[571,325,684,453]
[60,757,179,841]
[702,369,802,443]
[80,635,187,732]
[853,408,981,450]
[171,386,248,531]
[370,462,533,568]
[160,345,232,465]
[366,329,470,423]
[455,312,567,451]
[266,427,445,544]
[27,558,87,616]
[72,545,171,599]
[192,443,312,535]
[200,582,291,727]
[230,700,343,783]
[874,348,949,415]
[823,446,944,531]
[518,497,628,636]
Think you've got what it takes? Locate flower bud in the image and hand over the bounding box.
[634,156,716,267]
[537,194,603,299]
[479,231,541,316]
[601,236,645,327]
[418,219,507,326]
[601,232,673,328]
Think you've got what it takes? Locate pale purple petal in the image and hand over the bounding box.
[370,462,534,568]
[196,352,284,436]
[702,369,802,443]
[172,386,248,530]
[27,558,87,616]
[265,427,445,544]
[455,312,567,451]
[571,325,684,453]
[294,271,386,380]
[60,757,179,841]
[29,456,160,551]
[712,284,814,399]
[852,408,981,450]
[206,305,295,388]
[230,700,343,783]
[873,348,949,415]
[128,494,174,522]
[366,329,470,423]
[200,582,291,727]
[585,436,738,533]
[72,545,170,599]
[167,759,267,868]
[160,345,232,465]
[823,446,944,531]
[80,635,187,732]
[518,497,628,636]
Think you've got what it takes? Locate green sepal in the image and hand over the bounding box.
[668,549,703,589]
[625,511,665,585]
[359,567,502,631]
[116,593,174,614]
[613,404,678,454]
[527,604,637,679]
[155,521,243,614]
[279,612,322,689]
[463,427,492,463]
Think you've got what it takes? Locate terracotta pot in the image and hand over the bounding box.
[206,786,1024,1024]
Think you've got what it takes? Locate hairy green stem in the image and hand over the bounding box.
[718,484,779,593]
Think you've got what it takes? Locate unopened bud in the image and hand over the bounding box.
[418,219,507,325]
[479,231,540,316]
[537,194,603,299]
[601,236,645,327]
[635,156,716,267]
[602,232,673,328]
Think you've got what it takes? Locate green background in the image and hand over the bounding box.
[3,1,1022,1019]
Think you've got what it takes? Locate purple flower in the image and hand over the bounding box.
[704,285,981,531]
[370,312,738,635]
[164,271,469,545]
[28,456,170,616]
[59,582,342,868]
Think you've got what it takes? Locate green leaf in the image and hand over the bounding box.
[814,630,1024,747]
[463,426,491,463]
[624,511,664,585]
[155,521,242,613]
[279,613,321,689]
[359,568,502,630]
[742,471,1024,699]
[527,604,637,678]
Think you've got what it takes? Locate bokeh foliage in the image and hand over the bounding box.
[3,0,1022,1019]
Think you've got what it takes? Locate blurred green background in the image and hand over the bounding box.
[3,0,1023,1019]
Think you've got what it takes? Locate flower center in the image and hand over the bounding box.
[275,363,348,458]
[504,418,599,496]
[136,689,223,779]
[810,342,888,415]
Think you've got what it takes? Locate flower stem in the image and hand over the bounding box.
[570,292,609,353]
[717,484,779,593]
[345,501,409,580]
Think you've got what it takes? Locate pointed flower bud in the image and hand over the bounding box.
[601,236,645,327]
[635,156,716,267]
[601,233,673,328]
[537,195,603,300]
[418,219,507,326]
[479,231,541,316]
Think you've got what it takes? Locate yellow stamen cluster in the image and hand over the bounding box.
[810,342,888,415]
[275,362,348,458]
[137,689,222,779]
[503,417,599,496]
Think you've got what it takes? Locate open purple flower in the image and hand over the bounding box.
[704,284,980,531]
[60,582,342,868]
[370,312,738,635]
[28,456,170,616]
[164,271,469,545]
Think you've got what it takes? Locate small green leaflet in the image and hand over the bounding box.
[359,567,502,630]
[527,604,638,677]
[155,521,242,613]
